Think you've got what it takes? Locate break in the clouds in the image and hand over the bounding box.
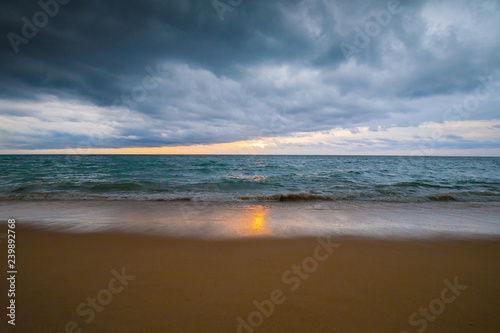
[0,0,499,154]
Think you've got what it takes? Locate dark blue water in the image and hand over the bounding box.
[0,155,499,202]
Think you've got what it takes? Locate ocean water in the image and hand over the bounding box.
[0,155,499,202]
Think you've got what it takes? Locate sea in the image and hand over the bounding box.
[1,155,499,203]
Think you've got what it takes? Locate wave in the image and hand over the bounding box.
[89,182,144,192]
[2,191,500,203]
[426,191,500,202]
[238,193,334,202]
[426,194,459,202]
[2,156,499,203]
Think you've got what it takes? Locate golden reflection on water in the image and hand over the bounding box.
[248,205,270,236]
[134,204,273,237]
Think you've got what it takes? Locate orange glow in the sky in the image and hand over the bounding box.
[243,141,268,149]
[15,139,272,155]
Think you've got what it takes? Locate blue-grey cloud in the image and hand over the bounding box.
[0,0,499,151]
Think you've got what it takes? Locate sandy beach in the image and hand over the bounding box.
[1,219,500,332]
[2,0,500,330]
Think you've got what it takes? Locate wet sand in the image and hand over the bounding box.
[2,200,500,238]
[2,226,500,332]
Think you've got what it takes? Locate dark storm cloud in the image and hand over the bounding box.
[0,0,499,150]
[1,0,324,104]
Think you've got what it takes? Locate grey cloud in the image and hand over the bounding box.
[445,134,463,140]
[0,0,499,150]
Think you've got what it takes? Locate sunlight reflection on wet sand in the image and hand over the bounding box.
[2,201,500,239]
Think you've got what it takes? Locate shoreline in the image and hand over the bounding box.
[1,200,500,239]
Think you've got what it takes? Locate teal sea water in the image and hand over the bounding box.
[1,155,499,202]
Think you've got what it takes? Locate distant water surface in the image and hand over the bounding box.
[0,155,499,202]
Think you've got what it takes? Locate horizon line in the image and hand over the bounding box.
[1,153,499,157]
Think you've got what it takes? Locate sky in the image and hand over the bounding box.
[0,0,499,155]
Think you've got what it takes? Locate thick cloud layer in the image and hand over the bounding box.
[0,0,499,152]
